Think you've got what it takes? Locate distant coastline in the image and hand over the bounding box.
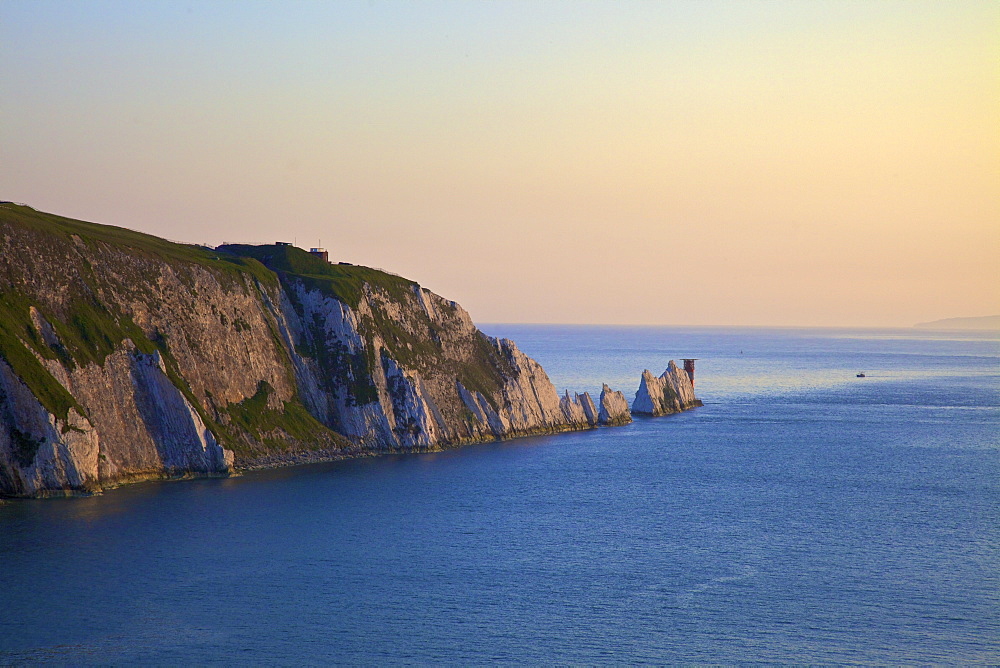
[913,315,1000,331]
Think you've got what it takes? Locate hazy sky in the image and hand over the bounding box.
[2,1,997,327]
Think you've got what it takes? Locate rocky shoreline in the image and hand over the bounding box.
[0,361,701,499]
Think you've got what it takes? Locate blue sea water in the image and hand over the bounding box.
[1,326,998,664]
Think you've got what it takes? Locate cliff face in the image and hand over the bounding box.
[272,274,593,450]
[0,204,594,497]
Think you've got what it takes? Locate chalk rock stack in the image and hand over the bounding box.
[560,390,599,427]
[597,384,632,426]
[631,361,703,416]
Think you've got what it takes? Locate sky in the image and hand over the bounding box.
[2,0,997,327]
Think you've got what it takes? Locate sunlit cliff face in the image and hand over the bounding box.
[2,1,997,326]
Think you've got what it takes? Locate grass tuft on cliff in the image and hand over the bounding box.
[0,304,83,423]
[220,380,343,453]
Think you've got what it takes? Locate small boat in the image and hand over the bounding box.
[856,372,866,378]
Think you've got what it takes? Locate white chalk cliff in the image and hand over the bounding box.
[0,203,702,498]
[0,204,603,496]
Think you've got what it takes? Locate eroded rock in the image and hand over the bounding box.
[631,361,703,416]
[598,384,632,426]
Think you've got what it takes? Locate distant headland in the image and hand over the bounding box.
[913,315,1000,331]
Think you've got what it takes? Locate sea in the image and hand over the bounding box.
[1,325,998,665]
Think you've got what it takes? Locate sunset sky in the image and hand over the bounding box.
[2,1,997,327]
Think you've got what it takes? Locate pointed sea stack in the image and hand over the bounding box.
[631,361,703,416]
[597,384,632,426]
[560,389,599,427]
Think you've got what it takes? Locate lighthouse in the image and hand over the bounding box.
[681,359,698,386]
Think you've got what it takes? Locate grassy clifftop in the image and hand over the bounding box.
[0,202,275,285]
[216,243,417,309]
